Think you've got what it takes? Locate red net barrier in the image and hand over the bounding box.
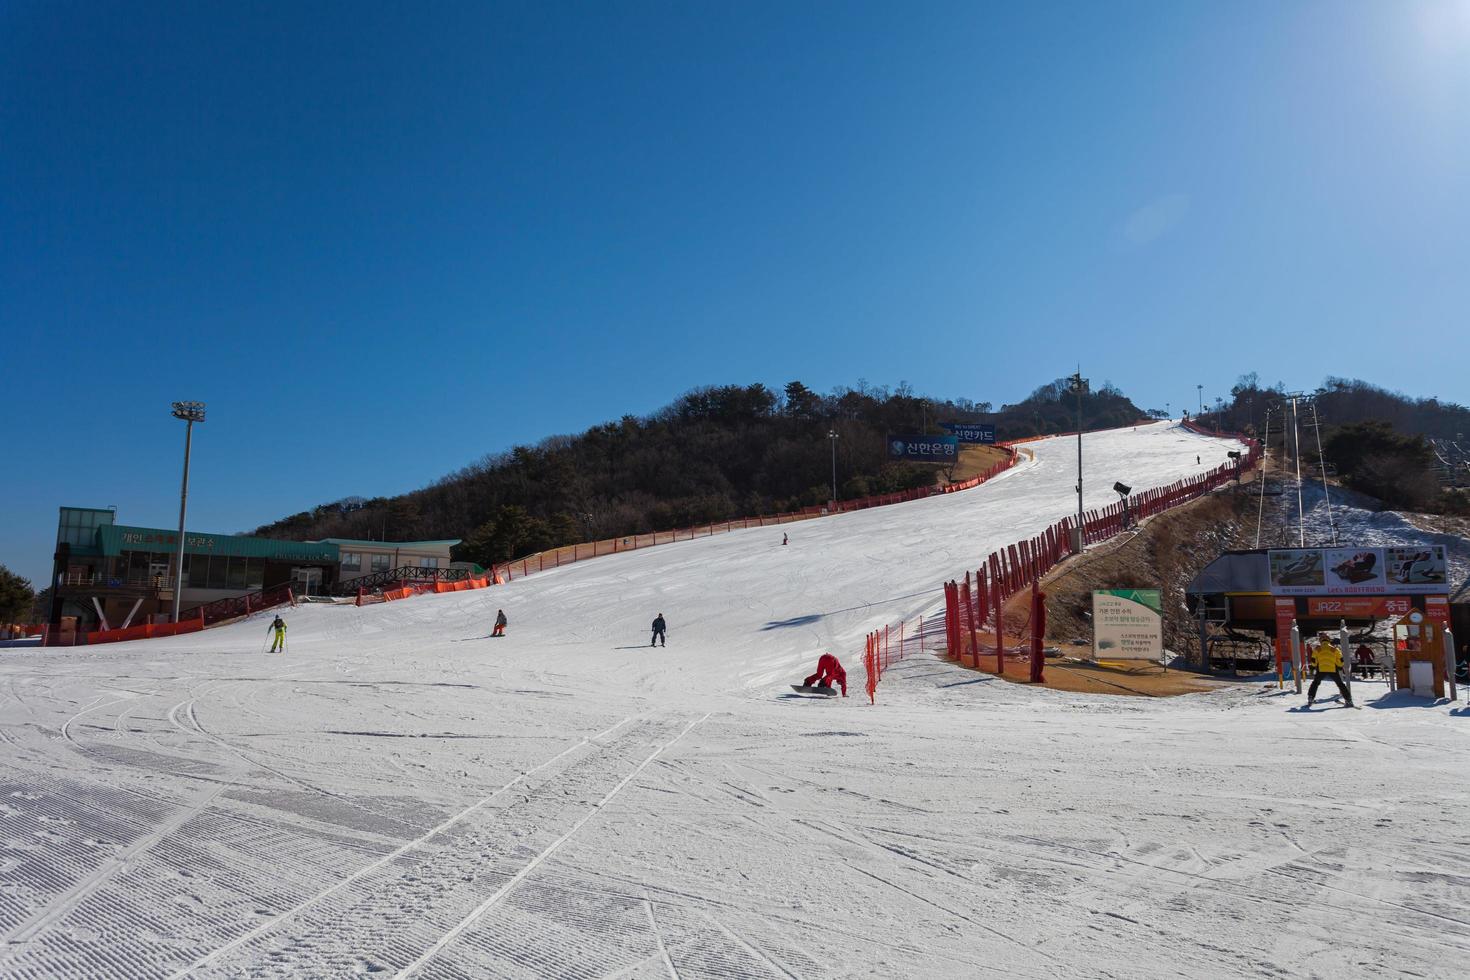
[934,430,1262,674]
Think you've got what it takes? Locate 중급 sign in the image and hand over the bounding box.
[1092,589,1163,661]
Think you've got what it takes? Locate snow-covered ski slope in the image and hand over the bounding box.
[5,420,1470,979]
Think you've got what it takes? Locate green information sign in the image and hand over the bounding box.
[1092,589,1164,661]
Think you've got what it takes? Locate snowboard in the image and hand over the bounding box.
[791,685,837,697]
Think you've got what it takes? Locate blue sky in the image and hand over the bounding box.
[4,1,1468,586]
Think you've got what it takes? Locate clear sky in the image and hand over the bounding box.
[4,1,1468,587]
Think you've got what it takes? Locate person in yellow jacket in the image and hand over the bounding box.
[267,615,287,653]
[1308,633,1353,708]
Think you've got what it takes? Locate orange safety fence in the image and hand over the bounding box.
[861,613,947,704]
[365,575,493,606]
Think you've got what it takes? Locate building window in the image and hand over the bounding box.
[418,556,437,569]
[370,554,391,573]
[341,551,362,572]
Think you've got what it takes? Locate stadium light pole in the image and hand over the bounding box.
[1068,372,1088,550]
[828,429,839,505]
[170,401,206,624]
[1196,384,1204,419]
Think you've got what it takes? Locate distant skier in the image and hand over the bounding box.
[1196,455,1201,465]
[1308,633,1353,707]
[492,609,507,637]
[267,615,287,653]
[782,533,788,546]
[803,653,848,697]
[650,613,667,648]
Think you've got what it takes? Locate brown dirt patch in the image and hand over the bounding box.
[943,444,1013,484]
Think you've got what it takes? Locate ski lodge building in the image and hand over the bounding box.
[50,506,459,630]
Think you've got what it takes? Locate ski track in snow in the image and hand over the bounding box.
[2,422,1469,978]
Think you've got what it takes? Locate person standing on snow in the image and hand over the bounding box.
[803,653,847,697]
[650,613,667,648]
[1308,632,1353,707]
[267,615,287,653]
[492,609,507,637]
[782,533,788,546]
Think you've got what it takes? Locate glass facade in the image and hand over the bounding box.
[57,507,115,550]
[187,555,267,591]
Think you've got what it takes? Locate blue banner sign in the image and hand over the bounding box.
[939,422,996,444]
[887,434,960,462]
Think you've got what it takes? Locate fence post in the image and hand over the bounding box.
[994,572,1004,674]
[1029,584,1047,683]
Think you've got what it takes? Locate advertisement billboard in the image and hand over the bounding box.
[887,434,959,463]
[939,422,996,445]
[1092,589,1163,661]
[1268,545,1449,596]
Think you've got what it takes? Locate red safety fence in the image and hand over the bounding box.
[197,583,298,627]
[936,429,1261,671]
[492,451,1020,584]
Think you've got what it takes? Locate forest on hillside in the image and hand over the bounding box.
[1208,374,1470,514]
[254,378,1146,567]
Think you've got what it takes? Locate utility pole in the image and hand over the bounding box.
[170,401,206,624]
[1285,392,1305,547]
[1069,371,1088,550]
[1197,384,1204,419]
[828,429,839,505]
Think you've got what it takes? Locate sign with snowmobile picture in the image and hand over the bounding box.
[938,421,996,444]
[1268,545,1449,596]
[886,434,959,463]
[1092,589,1163,661]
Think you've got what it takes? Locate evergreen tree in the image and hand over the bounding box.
[0,565,35,625]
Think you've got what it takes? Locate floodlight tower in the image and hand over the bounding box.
[170,401,206,624]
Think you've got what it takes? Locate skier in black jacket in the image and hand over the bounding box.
[650,614,666,648]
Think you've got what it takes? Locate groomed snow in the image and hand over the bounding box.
[3,421,1469,979]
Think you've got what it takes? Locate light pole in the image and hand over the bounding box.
[828,429,839,504]
[170,401,206,624]
[1196,384,1204,419]
[1068,372,1088,549]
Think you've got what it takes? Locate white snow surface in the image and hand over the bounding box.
[4,421,1469,979]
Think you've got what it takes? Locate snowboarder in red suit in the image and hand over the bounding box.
[804,653,847,697]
